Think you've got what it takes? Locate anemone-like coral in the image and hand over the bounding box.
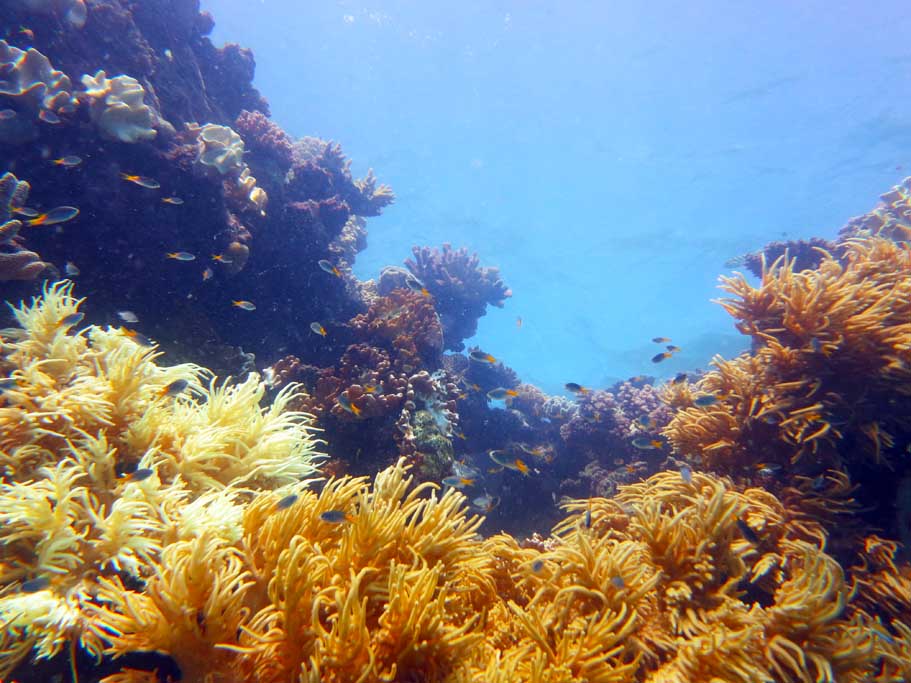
[0,282,323,680]
[0,171,47,281]
[79,70,160,143]
[196,122,268,212]
[405,244,511,351]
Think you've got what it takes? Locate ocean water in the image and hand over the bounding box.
[204,0,911,393]
[3,1,911,681]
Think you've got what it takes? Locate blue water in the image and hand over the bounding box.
[203,0,911,394]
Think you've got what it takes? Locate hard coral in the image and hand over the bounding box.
[0,282,323,680]
[234,108,294,170]
[406,243,511,351]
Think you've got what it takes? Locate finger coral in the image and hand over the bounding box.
[0,281,323,680]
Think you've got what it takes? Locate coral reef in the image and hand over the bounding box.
[405,243,512,351]
[0,283,323,680]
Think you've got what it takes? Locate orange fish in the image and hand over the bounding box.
[232,300,256,311]
[212,254,233,264]
[337,393,362,417]
[651,352,673,363]
[202,267,213,281]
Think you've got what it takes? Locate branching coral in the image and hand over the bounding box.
[405,243,511,351]
[0,282,323,679]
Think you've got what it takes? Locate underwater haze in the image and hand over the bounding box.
[204,0,911,393]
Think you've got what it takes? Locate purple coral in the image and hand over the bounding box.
[405,244,511,351]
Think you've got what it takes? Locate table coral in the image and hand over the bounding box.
[0,282,323,680]
[406,244,511,351]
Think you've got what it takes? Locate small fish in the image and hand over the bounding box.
[613,457,625,466]
[161,196,184,205]
[310,322,327,337]
[469,350,497,364]
[736,519,760,544]
[232,300,256,311]
[652,337,671,343]
[531,559,545,573]
[60,312,84,328]
[564,382,588,394]
[487,387,518,401]
[11,206,39,218]
[276,493,298,510]
[25,206,80,227]
[164,48,174,61]
[202,267,213,281]
[811,475,826,492]
[472,494,500,513]
[0,109,16,120]
[404,275,431,297]
[680,465,693,484]
[693,394,719,407]
[453,462,480,479]
[122,329,155,347]
[128,468,155,482]
[453,430,467,439]
[159,378,189,398]
[51,155,82,167]
[64,261,80,277]
[211,254,233,264]
[120,173,160,189]
[337,393,362,417]
[520,444,547,457]
[488,450,528,474]
[442,475,475,489]
[631,437,663,450]
[754,462,782,474]
[513,458,530,475]
[516,316,523,329]
[38,109,61,124]
[363,383,381,394]
[20,576,50,593]
[636,414,657,430]
[583,500,592,529]
[611,575,626,589]
[318,259,341,277]
[672,372,688,384]
[18,26,35,40]
[0,378,18,391]
[166,251,196,261]
[666,345,681,353]
[651,351,673,363]
[319,509,353,524]
[117,310,139,323]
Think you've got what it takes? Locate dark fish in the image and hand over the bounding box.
[583,501,592,529]
[693,394,719,407]
[531,559,545,573]
[20,576,51,593]
[0,378,18,391]
[128,468,154,482]
[565,382,588,394]
[469,350,497,364]
[337,392,362,417]
[611,575,625,589]
[276,493,298,510]
[736,519,760,544]
[631,436,663,450]
[652,337,671,343]
[672,372,688,384]
[651,352,673,363]
[666,345,681,353]
[159,379,189,397]
[319,509,352,524]
[25,206,79,227]
[123,329,155,347]
[60,312,84,328]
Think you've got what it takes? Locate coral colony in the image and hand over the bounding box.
[1,1,911,682]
